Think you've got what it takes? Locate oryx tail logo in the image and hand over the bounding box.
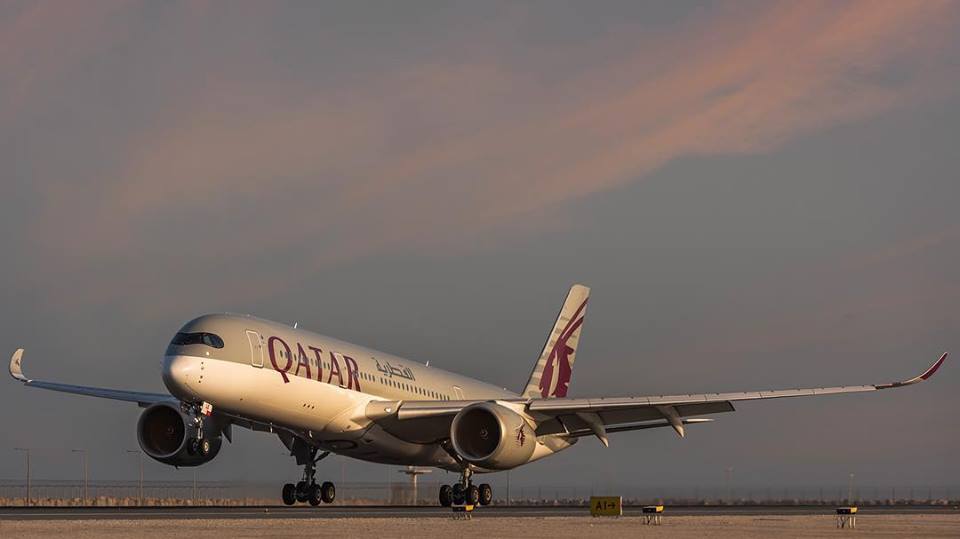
[538,298,587,398]
[515,426,527,447]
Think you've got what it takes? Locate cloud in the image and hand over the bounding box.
[13,0,960,310]
[0,1,132,126]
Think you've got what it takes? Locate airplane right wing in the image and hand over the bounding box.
[9,348,174,407]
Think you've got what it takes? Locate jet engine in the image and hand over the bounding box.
[136,402,223,466]
[450,402,535,470]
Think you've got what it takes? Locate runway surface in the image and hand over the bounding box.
[0,504,955,520]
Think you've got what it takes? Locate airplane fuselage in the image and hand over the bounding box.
[163,313,527,468]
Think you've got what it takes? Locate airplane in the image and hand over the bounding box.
[8,284,948,507]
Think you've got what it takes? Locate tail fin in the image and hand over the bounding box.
[522,284,590,398]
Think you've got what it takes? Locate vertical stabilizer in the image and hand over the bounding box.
[522,284,589,398]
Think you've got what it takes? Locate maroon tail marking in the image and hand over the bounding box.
[921,352,948,380]
[539,299,588,398]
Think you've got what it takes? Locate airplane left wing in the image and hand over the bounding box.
[377,352,947,444]
[534,351,948,439]
[9,348,174,407]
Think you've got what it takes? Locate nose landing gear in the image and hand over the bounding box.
[282,447,335,506]
[182,401,214,457]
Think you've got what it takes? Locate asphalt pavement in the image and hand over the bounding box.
[0,504,956,520]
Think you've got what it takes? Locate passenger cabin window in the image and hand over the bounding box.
[171,332,224,349]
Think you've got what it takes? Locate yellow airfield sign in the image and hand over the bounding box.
[589,496,622,516]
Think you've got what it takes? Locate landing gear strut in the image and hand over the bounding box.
[439,467,492,507]
[182,401,212,457]
[282,447,335,506]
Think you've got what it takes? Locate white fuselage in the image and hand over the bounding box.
[161,314,530,467]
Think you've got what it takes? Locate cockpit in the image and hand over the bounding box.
[169,332,225,349]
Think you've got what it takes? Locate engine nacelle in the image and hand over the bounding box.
[136,403,222,467]
[450,402,536,470]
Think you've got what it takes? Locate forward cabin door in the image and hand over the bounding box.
[453,386,464,400]
[246,330,264,368]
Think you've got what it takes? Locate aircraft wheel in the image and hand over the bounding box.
[187,439,199,455]
[439,484,453,507]
[466,485,480,505]
[479,483,493,506]
[282,483,297,506]
[308,483,323,506]
[321,481,336,504]
[452,483,465,505]
[199,438,211,457]
[295,481,308,503]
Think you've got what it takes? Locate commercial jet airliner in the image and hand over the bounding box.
[8,285,948,507]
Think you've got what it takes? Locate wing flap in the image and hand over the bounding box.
[566,418,714,438]
[674,401,736,416]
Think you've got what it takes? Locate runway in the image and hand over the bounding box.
[0,504,955,521]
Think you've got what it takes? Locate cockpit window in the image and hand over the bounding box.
[202,333,224,348]
[171,332,224,349]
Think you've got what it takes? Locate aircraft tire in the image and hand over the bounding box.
[308,483,323,506]
[466,485,480,505]
[479,483,493,506]
[439,484,453,507]
[282,483,297,506]
[452,483,465,505]
[321,481,336,504]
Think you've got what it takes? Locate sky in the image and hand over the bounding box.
[2,0,959,493]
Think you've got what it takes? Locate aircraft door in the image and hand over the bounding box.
[453,385,464,400]
[246,330,264,368]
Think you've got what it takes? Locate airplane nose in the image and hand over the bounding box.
[162,355,199,399]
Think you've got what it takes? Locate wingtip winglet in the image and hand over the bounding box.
[9,348,27,382]
[920,352,948,381]
[877,352,948,389]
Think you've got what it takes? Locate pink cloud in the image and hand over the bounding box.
[15,0,960,309]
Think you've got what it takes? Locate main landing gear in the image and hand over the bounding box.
[282,447,335,506]
[439,467,493,507]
